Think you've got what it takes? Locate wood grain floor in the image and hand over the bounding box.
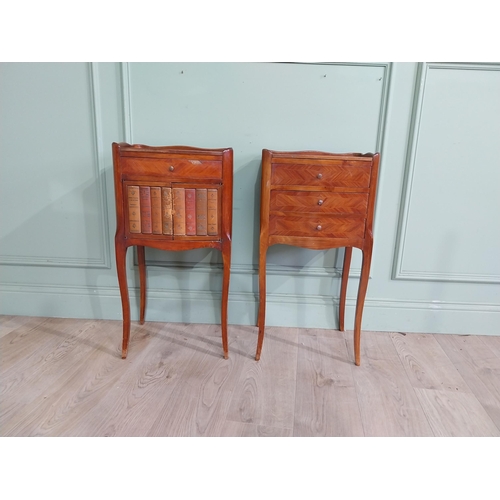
[1,315,499,437]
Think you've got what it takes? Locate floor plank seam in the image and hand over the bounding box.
[345,330,367,437]
[389,331,437,437]
[431,333,500,436]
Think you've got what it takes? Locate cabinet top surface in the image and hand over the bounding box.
[114,142,232,158]
[264,149,377,161]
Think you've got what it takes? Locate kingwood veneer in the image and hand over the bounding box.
[112,143,233,359]
[256,149,380,365]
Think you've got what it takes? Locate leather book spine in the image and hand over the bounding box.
[139,186,152,234]
[127,185,141,233]
[173,188,186,235]
[185,188,196,235]
[196,188,208,235]
[161,187,173,235]
[150,187,162,234]
[207,189,218,236]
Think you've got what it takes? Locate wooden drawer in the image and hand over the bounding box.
[270,191,369,215]
[121,156,222,180]
[269,214,366,238]
[271,161,371,188]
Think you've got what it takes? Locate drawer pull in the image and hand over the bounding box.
[317,173,323,179]
[317,199,324,206]
[169,166,174,172]
[316,225,322,231]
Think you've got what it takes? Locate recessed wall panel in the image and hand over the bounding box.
[0,63,107,267]
[396,64,500,283]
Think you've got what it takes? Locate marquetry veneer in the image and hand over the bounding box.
[113,143,233,359]
[256,149,380,365]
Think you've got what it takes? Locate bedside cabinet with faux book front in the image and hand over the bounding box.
[112,143,233,360]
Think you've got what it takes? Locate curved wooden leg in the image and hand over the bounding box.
[116,242,130,359]
[255,245,267,361]
[353,243,373,366]
[339,247,352,332]
[137,245,146,325]
[221,244,231,360]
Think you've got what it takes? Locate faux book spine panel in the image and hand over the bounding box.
[139,186,152,234]
[196,189,208,235]
[125,184,219,237]
[150,187,162,234]
[185,189,196,235]
[162,187,173,235]
[208,189,218,235]
[173,188,186,235]
[127,186,141,233]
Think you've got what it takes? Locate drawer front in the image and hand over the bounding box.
[270,191,369,214]
[271,161,371,188]
[121,156,222,180]
[269,214,366,238]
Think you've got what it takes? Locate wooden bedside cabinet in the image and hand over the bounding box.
[256,149,380,365]
[112,143,233,359]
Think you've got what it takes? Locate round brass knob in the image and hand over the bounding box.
[316,225,322,231]
[318,199,324,206]
[317,173,323,179]
[169,166,174,171]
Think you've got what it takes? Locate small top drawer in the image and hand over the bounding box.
[271,160,371,189]
[120,156,223,180]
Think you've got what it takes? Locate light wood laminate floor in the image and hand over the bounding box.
[1,315,499,437]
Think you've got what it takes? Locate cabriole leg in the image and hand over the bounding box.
[221,244,231,360]
[339,246,352,332]
[353,244,373,366]
[255,245,267,361]
[116,242,130,359]
[137,245,146,325]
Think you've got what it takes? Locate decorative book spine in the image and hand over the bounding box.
[185,189,196,235]
[207,189,218,236]
[127,186,141,233]
[173,188,186,235]
[196,188,208,235]
[161,187,173,235]
[139,186,152,234]
[150,187,162,234]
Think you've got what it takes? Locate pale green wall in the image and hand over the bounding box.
[1,62,499,334]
